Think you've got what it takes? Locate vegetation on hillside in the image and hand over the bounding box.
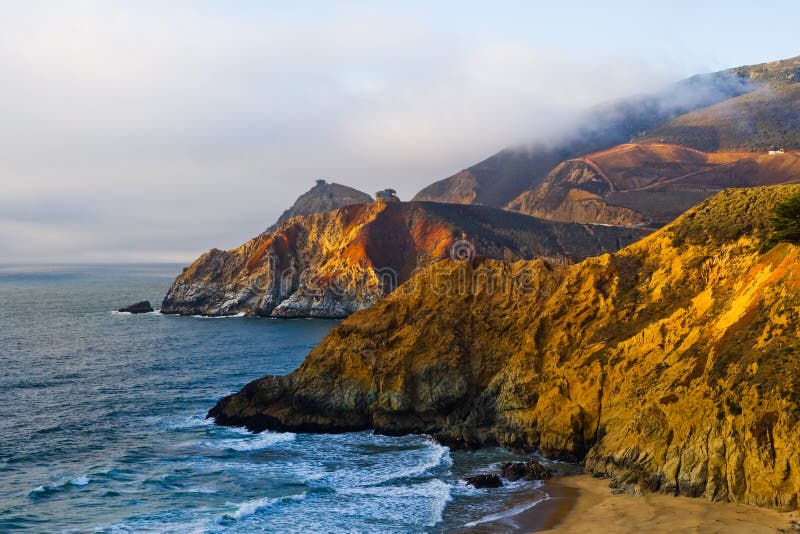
[670,186,800,247]
[765,190,800,249]
[637,86,800,152]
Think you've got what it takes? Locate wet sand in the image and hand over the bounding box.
[507,475,800,533]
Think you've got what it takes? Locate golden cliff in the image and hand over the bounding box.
[211,185,800,511]
[161,200,643,317]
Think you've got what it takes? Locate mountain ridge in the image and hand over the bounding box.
[414,55,800,210]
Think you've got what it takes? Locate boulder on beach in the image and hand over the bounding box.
[500,460,552,481]
[118,300,154,314]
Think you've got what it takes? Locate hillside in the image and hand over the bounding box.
[161,200,644,317]
[638,56,800,151]
[414,56,800,214]
[211,185,800,511]
[507,143,800,226]
[265,180,372,234]
[412,65,755,208]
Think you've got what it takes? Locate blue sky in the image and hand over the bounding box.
[0,1,798,262]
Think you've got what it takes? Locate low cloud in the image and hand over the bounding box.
[1,2,693,262]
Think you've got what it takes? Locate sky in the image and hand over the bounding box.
[1,1,799,263]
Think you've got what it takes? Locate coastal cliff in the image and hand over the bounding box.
[211,185,800,510]
[162,200,643,317]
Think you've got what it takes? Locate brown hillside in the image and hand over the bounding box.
[412,62,757,208]
[507,143,800,226]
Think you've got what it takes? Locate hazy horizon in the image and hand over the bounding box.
[1,1,799,263]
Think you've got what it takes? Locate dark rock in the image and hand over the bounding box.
[464,474,502,489]
[500,460,552,481]
[118,300,154,314]
[433,430,483,451]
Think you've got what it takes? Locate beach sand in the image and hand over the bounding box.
[472,475,800,533]
[532,475,799,533]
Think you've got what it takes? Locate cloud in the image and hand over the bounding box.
[0,2,684,262]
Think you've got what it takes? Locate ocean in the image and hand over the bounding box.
[0,264,550,533]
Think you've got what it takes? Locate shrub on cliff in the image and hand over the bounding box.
[765,190,800,249]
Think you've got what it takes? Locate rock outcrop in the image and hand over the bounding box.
[161,201,644,317]
[500,461,551,481]
[265,180,372,234]
[464,474,503,489]
[117,300,154,314]
[210,185,800,511]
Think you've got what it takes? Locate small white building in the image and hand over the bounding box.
[769,149,785,155]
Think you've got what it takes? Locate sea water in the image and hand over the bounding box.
[0,264,549,532]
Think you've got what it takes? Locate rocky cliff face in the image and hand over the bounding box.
[265,180,372,234]
[210,185,800,511]
[162,201,644,317]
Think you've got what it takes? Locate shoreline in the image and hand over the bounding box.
[486,474,800,533]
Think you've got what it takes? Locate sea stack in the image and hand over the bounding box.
[118,300,154,314]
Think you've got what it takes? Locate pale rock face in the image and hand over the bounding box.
[210,185,800,512]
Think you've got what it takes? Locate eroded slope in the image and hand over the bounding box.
[211,185,800,510]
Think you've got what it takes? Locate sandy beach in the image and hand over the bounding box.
[540,475,799,533]
[471,475,800,533]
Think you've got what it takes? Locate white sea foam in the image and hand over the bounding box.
[70,475,90,486]
[97,514,212,533]
[163,413,214,429]
[201,431,296,451]
[223,493,306,521]
[30,475,91,495]
[318,437,453,491]
[191,312,246,319]
[463,491,550,527]
[182,486,217,495]
[384,442,452,484]
[337,480,452,527]
[427,480,453,527]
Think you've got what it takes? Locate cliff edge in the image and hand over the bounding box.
[210,185,800,511]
